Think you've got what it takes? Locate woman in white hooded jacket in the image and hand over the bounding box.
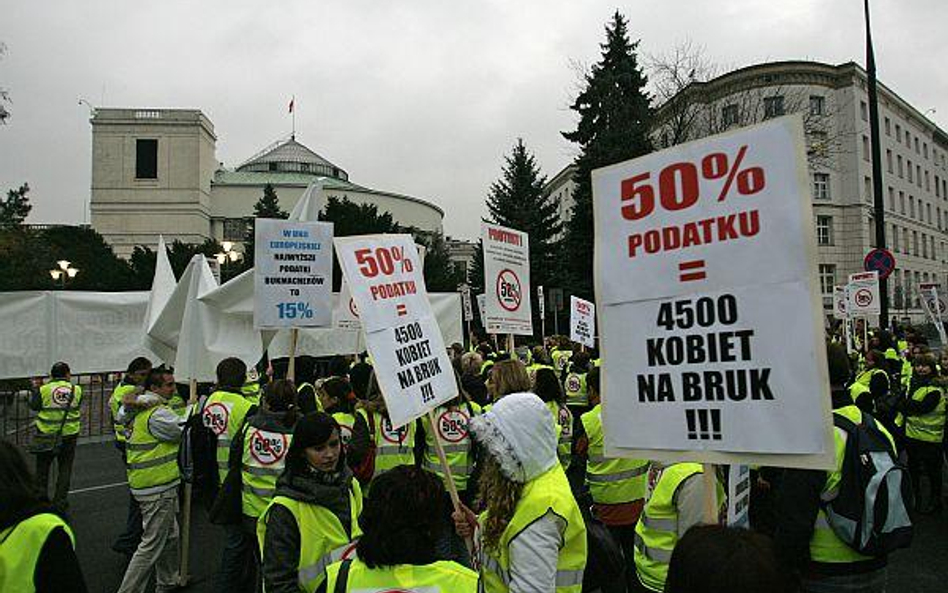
[453,392,587,593]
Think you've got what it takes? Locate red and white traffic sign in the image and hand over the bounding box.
[482,223,533,336]
[864,248,896,280]
[592,116,834,470]
[334,234,457,428]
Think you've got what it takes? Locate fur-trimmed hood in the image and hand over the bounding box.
[469,392,557,483]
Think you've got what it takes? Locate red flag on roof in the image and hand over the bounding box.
[288,97,295,113]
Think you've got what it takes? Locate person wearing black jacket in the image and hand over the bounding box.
[774,342,890,593]
[0,440,88,593]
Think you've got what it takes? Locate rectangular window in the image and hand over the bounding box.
[135,139,158,179]
[809,96,825,116]
[913,231,919,256]
[938,207,942,230]
[899,191,905,214]
[915,137,920,154]
[905,131,911,148]
[885,117,891,135]
[926,171,931,192]
[818,264,836,296]
[927,203,932,224]
[937,175,942,198]
[897,155,903,177]
[722,104,739,127]
[910,196,915,219]
[864,176,872,202]
[860,101,868,121]
[924,143,928,159]
[888,187,895,211]
[923,234,929,258]
[816,215,834,245]
[917,165,922,188]
[891,225,899,252]
[763,96,785,119]
[863,136,871,161]
[886,149,893,173]
[908,160,913,183]
[813,173,830,199]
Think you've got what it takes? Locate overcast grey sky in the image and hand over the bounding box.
[1,0,946,240]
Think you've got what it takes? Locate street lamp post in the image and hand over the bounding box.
[215,241,243,281]
[49,259,79,288]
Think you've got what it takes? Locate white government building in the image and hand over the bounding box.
[545,60,948,319]
[89,108,445,257]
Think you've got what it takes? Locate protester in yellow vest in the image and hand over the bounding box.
[633,459,721,593]
[322,466,478,593]
[349,394,417,488]
[419,393,481,505]
[318,377,357,448]
[533,367,573,469]
[237,379,298,590]
[258,413,362,593]
[897,353,945,514]
[774,342,894,592]
[28,362,83,513]
[116,368,184,593]
[453,392,587,593]
[204,357,258,593]
[241,366,263,405]
[0,440,88,593]
[575,366,649,588]
[848,349,890,415]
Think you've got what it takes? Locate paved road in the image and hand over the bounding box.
[64,442,947,592]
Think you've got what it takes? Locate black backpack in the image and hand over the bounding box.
[822,412,914,556]
[178,396,219,504]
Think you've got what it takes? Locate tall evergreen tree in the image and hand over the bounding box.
[562,12,653,299]
[319,195,401,290]
[417,231,464,293]
[485,138,560,337]
[242,183,289,270]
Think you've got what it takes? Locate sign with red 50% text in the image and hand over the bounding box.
[334,235,457,428]
[593,116,834,470]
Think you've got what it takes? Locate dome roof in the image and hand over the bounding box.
[236,136,348,181]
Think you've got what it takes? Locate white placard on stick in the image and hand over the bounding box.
[334,279,362,331]
[919,283,947,345]
[726,465,751,528]
[570,296,596,348]
[482,223,533,336]
[254,219,334,329]
[833,285,848,320]
[476,294,486,326]
[460,284,474,322]
[847,271,881,316]
[592,116,834,470]
[334,234,457,428]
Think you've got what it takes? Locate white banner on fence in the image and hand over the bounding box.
[334,234,458,427]
[592,116,834,469]
[482,223,533,335]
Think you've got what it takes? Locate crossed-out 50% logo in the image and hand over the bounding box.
[51,386,72,407]
[437,409,470,443]
[249,430,289,465]
[202,403,230,436]
[621,145,766,283]
[496,268,522,312]
[854,289,874,308]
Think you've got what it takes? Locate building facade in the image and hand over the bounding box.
[545,61,948,320]
[90,108,445,257]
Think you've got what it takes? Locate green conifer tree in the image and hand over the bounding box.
[562,12,653,299]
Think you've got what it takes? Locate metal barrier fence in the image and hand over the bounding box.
[0,372,123,446]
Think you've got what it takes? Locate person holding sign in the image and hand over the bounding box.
[897,353,945,514]
[320,466,478,592]
[258,412,362,593]
[453,392,587,593]
[348,377,416,488]
[317,377,357,448]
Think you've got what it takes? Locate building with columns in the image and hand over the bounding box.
[89,108,444,257]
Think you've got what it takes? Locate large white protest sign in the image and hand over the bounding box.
[570,296,596,348]
[592,116,834,469]
[847,271,881,317]
[254,219,334,329]
[482,223,533,335]
[335,235,457,427]
[919,283,947,345]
